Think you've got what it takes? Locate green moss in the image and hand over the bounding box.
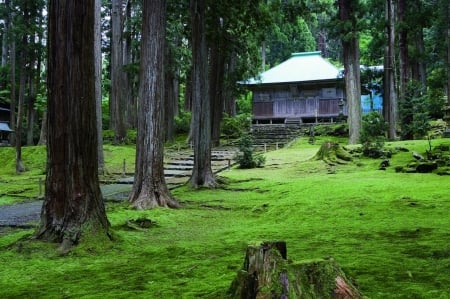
[1,138,450,297]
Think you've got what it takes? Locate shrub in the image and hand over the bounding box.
[174,111,192,134]
[360,111,388,158]
[221,113,252,140]
[399,82,431,140]
[235,133,265,169]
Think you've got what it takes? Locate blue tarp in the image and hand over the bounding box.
[0,122,13,132]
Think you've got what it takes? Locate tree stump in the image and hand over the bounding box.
[313,141,353,166]
[228,241,363,299]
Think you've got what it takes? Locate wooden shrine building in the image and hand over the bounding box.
[243,51,346,124]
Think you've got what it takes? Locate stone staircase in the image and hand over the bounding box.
[111,148,238,189]
[251,124,305,151]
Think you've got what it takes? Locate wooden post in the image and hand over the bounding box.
[39,177,43,197]
[123,159,126,175]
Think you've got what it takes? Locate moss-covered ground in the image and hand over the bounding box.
[0,137,449,298]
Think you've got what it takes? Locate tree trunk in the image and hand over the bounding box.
[37,0,110,252]
[413,28,426,86]
[223,51,237,116]
[9,39,16,146]
[15,45,26,173]
[37,110,47,145]
[384,0,397,140]
[26,79,35,146]
[110,0,127,144]
[339,0,361,145]
[1,0,11,89]
[164,45,178,143]
[447,1,450,106]
[209,34,225,147]
[228,241,363,299]
[123,0,136,129]
[129,0,180,210]
[188,0,217,188]
[95,0,104,172]
[15,4,29,173]
[397,0,408,98]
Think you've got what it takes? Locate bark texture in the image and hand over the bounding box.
[188,0,217,188]
[37,0,110,250]
[228,242,363,299]
[339,0,361,145]
[129,0,179,209]
[384,0,397,140]
[110,0,127,143]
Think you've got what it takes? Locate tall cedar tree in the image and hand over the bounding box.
[37,0,110,251]
[188,0,217,188]
[384,0,397,140]
[129,0,180,209]
[110,0,127,143]
[339,0,362,144]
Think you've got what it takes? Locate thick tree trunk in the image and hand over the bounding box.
[110,0,127,144]
[129,0,179,210]
[384,0,397,140]
[95,0,104,172]
[228,242,363,299]
[188,0,217,188]
[339,0,361,145]
[37,0,110,251]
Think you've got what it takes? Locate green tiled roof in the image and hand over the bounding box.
[244,51,341,85]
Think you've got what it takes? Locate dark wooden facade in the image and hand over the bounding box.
[251,81,345,124]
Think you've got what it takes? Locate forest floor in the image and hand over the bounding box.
[1,137,450,298]
[0,148,237,229]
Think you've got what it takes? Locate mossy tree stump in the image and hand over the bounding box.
[228,241,363,299]
[313,141,353,166]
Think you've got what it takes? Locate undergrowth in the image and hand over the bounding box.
[0,137,449,298]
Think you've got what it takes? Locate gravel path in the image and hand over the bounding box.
[0,201,42,227]
[0,184,132,228]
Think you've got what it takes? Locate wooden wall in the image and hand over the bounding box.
[251,82,345,122]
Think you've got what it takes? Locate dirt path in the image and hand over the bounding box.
[0,148,238,229]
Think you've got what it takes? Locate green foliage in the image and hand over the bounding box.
[103,129,136,145]
[235,133,265,169]
[426,89,446,119]
[236,92,253,115]
[313,124,348,137]
[360,111,388,158]
[174,111,191,134]
[399,82,431,140]
[221,113,251,140]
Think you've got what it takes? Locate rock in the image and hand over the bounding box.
[228,241,363,299]
[413,151,424,161]
[395,146,409,152]
[379,159,390,170]
[416,162,438,173]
